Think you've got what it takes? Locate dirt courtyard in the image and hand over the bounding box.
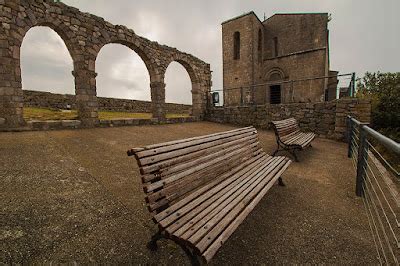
[1,122,376,264]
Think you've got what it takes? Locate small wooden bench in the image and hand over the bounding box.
[270,118,316,162]
[127,127,292,264]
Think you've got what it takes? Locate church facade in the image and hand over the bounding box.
[222,12,338,106]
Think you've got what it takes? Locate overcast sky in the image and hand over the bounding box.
[20,0,399,105]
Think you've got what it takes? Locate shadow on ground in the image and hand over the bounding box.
[0,122,376,264]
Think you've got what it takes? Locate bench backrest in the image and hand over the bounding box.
[271,118,300,141]
[127,127,262,215]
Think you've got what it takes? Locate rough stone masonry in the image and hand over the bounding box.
[0,0,212,128]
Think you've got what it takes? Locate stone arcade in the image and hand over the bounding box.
[0,0,212,128]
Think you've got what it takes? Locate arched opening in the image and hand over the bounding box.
[164,61,194,117]
[268,71,284,104]
[95,43,152,120]
[20,26,76,121]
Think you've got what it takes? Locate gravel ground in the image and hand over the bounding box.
[0,122,376,264]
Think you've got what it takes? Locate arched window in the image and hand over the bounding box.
[233,31,240,60]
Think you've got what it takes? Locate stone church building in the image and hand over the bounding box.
[222,12,338,106]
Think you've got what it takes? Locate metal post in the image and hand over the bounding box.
[355,124,369,197]
[351,72,356,97]
[240,87,243,106]
[347,116,353,158]
[251,85,254,105]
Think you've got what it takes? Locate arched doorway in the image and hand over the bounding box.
[20,26,76,121]
[267,69,285,104]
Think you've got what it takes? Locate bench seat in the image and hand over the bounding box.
[271,118,316,161]
[127,127,292,264]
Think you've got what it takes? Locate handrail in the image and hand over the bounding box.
[347,115,400,156]
[363,126,400,156]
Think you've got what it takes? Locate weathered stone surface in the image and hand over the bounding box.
[222,12,333,106]
[61,119,81,127]
[0,0,211,128]
[23,90,191,114]
[206,98,371,141]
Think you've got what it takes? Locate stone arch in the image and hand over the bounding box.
[94,43,154,101]
[16,17,81,65]
[163,56,201,116]
[266,67,286,82]
[94,39,158,84]
[0,0,211,128]
[266,67,287,104]
[14,20,80,124]
[20,26,75,94]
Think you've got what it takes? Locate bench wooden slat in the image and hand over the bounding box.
[284,132,308,145]
[159,154,269,228]
[165,156,274,235]
[139,133,257,175]
[153,153,266,223]
[176,157,284,241]
[141,134,258,182]
[202,160,292,262]
[135,126,254,151]
[146,148,262,210]
[135,127,256,159]
[143,141,259,193]
[138,130,256,166]
[194,157,289,254]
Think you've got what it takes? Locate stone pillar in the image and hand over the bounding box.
[150,81,166,120]
[192,85,203,118]
[0,31,25,128]
[72,66,99,127]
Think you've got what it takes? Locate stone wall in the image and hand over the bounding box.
[0,0,211,128]
[23,90,192,114]
[206,98,371,140]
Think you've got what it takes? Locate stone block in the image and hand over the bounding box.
[61,120,81,128]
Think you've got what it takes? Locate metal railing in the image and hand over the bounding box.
[347,116,400,264]
[211,73,355,107]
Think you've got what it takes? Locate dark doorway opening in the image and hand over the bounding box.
[270,85,281,104]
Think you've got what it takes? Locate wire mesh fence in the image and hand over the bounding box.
[347,116,400,264]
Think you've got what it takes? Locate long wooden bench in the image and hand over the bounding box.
[270,118,316,162]
[127,127,292,264]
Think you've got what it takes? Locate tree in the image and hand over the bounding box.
[356,72,400,142]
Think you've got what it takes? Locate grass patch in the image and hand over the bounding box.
[24,107,78,121]
[99,111,152,120]
[23,107,190,121]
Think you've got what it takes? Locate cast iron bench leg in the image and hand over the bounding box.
[278,177,285,186]
[147,230,164,251]
[147,230,203,265]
